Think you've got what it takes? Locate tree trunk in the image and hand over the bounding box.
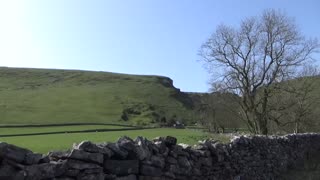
[260,121,268,135]
[294,121,300,134]
[257,117,268,135]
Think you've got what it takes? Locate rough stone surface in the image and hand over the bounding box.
[24,163,65,180]
[140,164,163,177]
[115,174,137,180]
[66,159,101,170]
[164,136,177,147]
[74,141,113,158]
[0,134,320,179]
[104,160,139,176]
[68,149,103,164]
[24,152,43,165]
[0,142,32,164]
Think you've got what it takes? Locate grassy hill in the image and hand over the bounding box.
[0,67,194,125]
[0,67,318,131]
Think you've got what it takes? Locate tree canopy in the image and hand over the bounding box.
[199,9,319,134]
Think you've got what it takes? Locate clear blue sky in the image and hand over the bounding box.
[0,0,319,92]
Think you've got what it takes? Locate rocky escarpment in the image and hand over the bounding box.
[0,134,320,180]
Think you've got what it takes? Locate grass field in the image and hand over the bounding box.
[0,124,134,136]
[0,128,231,153]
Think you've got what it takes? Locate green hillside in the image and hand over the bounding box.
[0,67,194,125]
[0,67,318,131]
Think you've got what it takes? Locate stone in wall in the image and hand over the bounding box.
[0,134,319,180]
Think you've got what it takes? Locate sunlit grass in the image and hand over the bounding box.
[0,128,231,153]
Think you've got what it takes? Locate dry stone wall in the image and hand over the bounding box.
[0,134,319,180]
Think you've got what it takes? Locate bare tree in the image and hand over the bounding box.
[197,100,217,133]
[197,92,242,133]
[269,65,320,133]
[199,9,319,134]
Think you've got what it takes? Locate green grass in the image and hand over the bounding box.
[0,128,231,153]
[0,67,317,132]
[0,68,196,124]
[0,125,132,135]
[0,67,194,125]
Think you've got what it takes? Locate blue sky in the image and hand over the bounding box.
[0,0,319,92]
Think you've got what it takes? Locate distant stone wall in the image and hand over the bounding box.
[0,134,320,180]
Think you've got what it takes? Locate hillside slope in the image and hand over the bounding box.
[0,67,194,125]
[187,92,244,129]
[189,76,320,132]
[270,76,320,132]
[0,67,318,131]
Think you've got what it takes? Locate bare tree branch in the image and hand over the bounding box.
[199,9,319,134]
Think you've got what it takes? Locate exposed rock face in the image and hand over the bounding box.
[0,134,320,180]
